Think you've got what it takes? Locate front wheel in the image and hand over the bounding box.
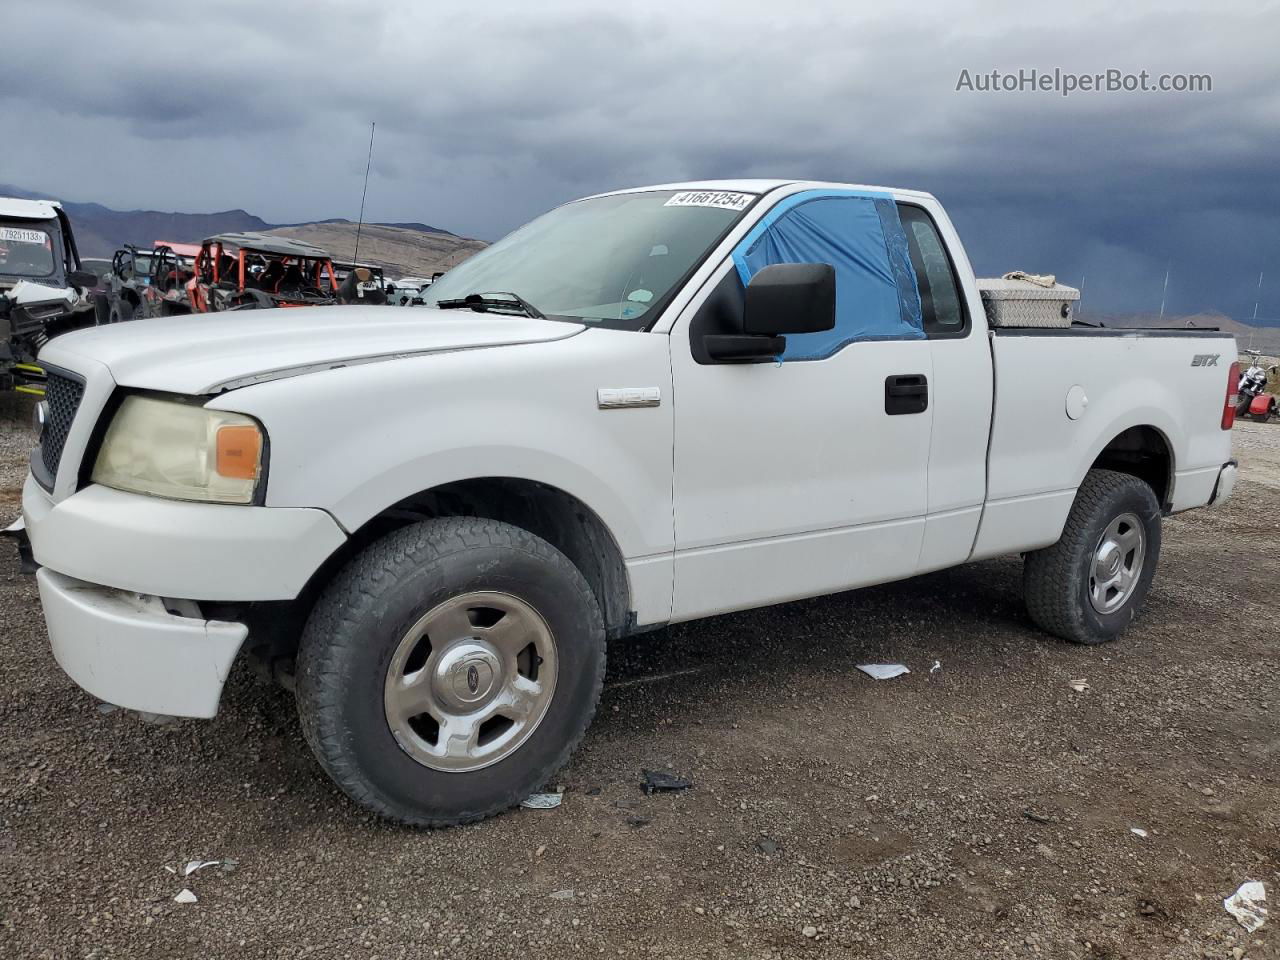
[1023,469,1162,645]
[295,517,606,826]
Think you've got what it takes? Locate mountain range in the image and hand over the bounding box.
[0,184,484,280]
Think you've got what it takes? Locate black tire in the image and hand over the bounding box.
[109,298,134,324]
[1236,396,1252,417]
[1023,469,1162,645]
[295,517,605,827]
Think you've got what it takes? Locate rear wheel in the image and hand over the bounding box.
[295,517,605,826]
[1023,469,1162,644]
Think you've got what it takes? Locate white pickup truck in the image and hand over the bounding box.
[16,180,1239,826]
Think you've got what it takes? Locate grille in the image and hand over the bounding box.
[39,371,85,481]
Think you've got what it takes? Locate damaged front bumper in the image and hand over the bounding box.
[20,473,347,718]
[37,568,247,718]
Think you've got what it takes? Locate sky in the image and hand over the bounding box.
[4,0,1279,316]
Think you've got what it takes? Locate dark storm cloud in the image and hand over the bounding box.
[4,0,1279,315]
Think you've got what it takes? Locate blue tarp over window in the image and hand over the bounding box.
[731,190,924,360]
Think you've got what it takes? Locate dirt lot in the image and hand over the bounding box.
[0,405,1275,960]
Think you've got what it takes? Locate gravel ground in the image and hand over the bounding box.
[0,409,1276,960]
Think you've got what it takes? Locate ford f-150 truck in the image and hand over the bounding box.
[14,180,1238,826]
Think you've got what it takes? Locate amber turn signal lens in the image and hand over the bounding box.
[216,424,262,479]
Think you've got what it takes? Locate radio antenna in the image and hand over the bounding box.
[353,121,376,265]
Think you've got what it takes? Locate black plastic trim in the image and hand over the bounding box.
[30,362,86,492]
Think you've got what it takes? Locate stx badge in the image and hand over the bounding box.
[1191,354,1220,367]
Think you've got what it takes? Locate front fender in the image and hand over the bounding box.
[207,328,676,562]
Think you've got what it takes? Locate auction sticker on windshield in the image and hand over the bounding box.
[0,227,47,244]
[664,191,754,211]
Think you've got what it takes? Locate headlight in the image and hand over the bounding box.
[91,395,265,504]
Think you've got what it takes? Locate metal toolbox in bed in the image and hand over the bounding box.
[977,277,1080,328]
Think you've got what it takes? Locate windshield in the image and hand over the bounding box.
[0,222,57,279]
[420,189,756,330]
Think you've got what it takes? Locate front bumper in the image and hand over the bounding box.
[23,474,346,601]
[22,474,348,717]
[37,568,246,718]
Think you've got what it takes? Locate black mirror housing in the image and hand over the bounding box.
[744,262,836,336]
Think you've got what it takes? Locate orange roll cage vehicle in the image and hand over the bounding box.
[185,232,340,312]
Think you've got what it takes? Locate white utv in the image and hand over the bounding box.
[0,198,98,394]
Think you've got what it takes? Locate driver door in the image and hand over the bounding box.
[669,193,934,621]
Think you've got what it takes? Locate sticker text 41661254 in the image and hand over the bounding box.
[663,191,754,212]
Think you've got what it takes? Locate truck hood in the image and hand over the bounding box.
[39,305,585,394]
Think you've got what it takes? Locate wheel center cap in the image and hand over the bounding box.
[433,642,501,709]
[1097,542,1123,578]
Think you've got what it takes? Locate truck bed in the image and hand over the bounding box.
[971,325,1236,560]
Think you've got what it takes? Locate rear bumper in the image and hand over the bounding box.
[37,568,246,718]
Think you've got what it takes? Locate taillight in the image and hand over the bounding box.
[1223,361,1240,430]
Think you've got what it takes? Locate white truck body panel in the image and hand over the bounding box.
[204,325,679,624]
[40,308,583,395]
[19,178,1237,719]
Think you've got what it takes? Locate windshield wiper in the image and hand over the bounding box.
[434,291,545,319]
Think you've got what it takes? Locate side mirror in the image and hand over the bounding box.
[703,262,836,363]
[744,262,836,336]
[68,269,99,289]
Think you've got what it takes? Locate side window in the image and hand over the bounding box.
[897,204,967,337]
[732,195,925,360]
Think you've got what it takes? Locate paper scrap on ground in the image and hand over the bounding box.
[1224,881,1267,932]
[183,859,220,877]
[857,664,910,680]
[1130,827,1148,838]
[930,660,942,674]
[1068,679,1090,692]
[173,889,198,904]
[521,793,563,810]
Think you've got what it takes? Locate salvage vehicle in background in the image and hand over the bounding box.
[0,198,98,394]
[186,233,339,312]
[333,261,388,303]
[1235,352,1277,419]
[101,243,197,322]
[15,180,1238,828]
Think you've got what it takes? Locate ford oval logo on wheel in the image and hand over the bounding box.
[466,664,480,694]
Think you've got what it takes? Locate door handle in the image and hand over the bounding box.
[885,374,928,415]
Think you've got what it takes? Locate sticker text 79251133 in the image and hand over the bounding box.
[663,191,754,211]
[0,227,48,245]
